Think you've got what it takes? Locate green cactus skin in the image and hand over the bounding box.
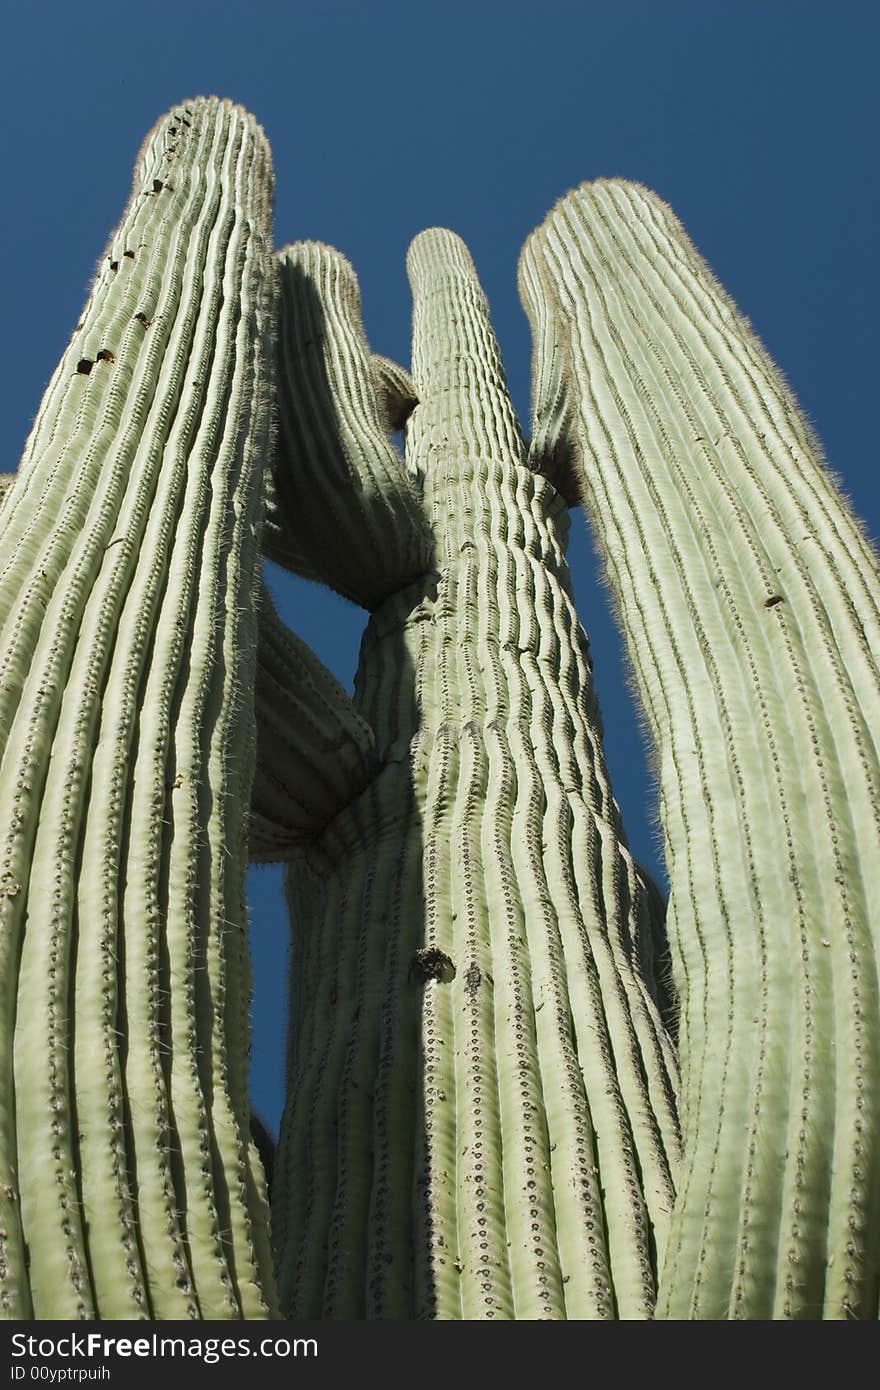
[0,99,278,1318]
[250,580,379,861]
[8,92,872,1324]
[519,180,880,1318]
[264,243,434,609]
[369,355,419,434]
[270,232,680,1319]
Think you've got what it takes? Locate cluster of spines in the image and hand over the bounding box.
[0,98,278,1318]
[520,179,880,1318]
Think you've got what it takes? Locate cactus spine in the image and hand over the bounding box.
[0,98,278,1317]
[519,180,880,1318]
[269,232,679,1318]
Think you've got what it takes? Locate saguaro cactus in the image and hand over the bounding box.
[0,98,278,1318]
[2,99,878,1322]
[519,180,880,1317]
[267,232,679,1319]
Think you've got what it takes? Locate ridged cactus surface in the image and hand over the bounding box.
[269,232,680,1319]
[3,95,877,1323]
[250,581,379,860]
[264,242,434,608]
[520,180,880,1318]
[0,98,278,1318]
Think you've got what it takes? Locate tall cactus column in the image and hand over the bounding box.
[520,180,880,1318]
[270,232,680,1319]
[0,99,278,1318]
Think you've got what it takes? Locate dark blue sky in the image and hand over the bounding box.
[2,1,877,1129]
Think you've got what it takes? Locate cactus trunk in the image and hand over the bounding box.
[0,98,278,1318]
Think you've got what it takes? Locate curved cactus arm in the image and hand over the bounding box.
[250,580,379,861]
[264,242,434,608]
[0,99,278,1319]
[370,354,418,434]
[516,247,584,506]
[520,180,880,1319]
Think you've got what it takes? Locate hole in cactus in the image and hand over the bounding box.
[409,948,456,985]
[764,594,784,608]
[96,349,115,364]
[109,259,119,272]
[76,359,93,376]
[152,179,164,194]
[123,249,135,260]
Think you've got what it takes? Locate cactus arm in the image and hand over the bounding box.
[407,229,527,466]
[0,99,278,1318]
[250,581,378,861]
[264,243,433,609]
[520,180,880,1319]
[370,355,418,434]
[516,247,584,505]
